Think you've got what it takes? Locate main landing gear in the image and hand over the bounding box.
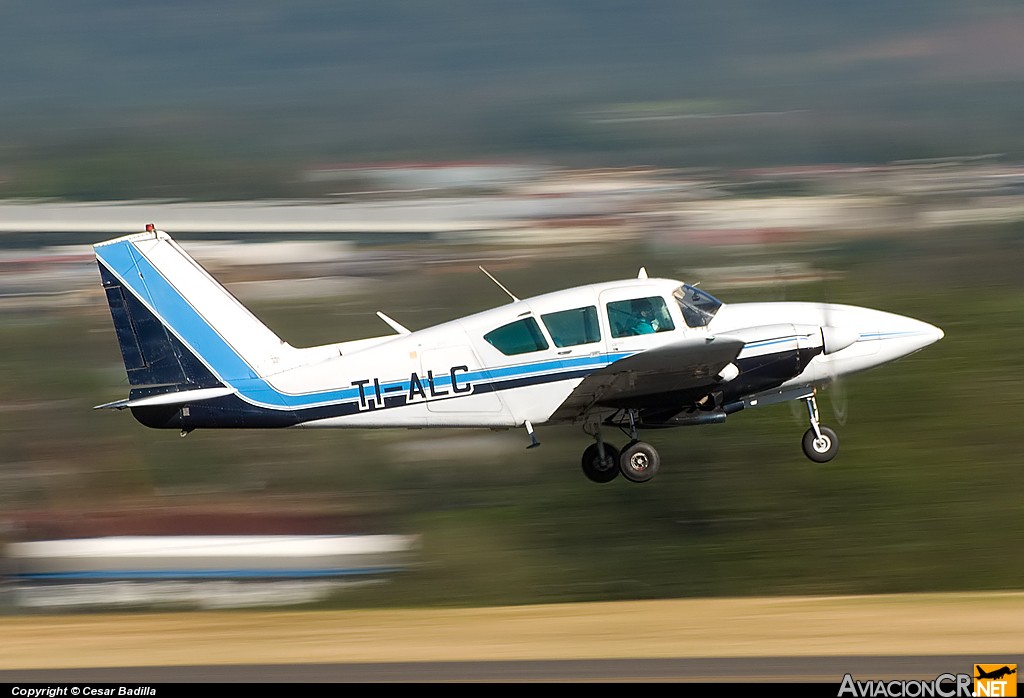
[581,442,620,483]
[581,411,661,484]
[801,393,839,463]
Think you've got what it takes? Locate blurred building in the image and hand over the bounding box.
[302,161,549,193]
[2,510,417,610]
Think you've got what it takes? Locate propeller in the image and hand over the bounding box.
[829,374,848,426]
[818,271,850,427]
[783,264,851,428]
[788,392,805,426]
[789,381,847,428]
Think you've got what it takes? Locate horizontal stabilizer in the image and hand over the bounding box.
[94,387,236,410]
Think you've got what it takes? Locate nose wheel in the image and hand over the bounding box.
[802,426,839,462]
[801,394,839,462]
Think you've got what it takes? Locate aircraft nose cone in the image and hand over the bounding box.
[907,318,944,351]
[924,322,944,345]
[874,313,944,359]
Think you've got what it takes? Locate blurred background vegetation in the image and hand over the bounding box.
[3,223,1022,607]
[1,1,1023,609]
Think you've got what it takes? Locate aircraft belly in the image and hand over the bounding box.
[298,402,516,429]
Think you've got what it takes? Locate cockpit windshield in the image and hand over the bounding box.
[672,284,723,328]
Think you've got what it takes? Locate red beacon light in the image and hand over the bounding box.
[145,223,156,233]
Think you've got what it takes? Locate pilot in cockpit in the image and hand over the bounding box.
[630,299,658,335]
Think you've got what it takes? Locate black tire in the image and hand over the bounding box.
[618,440,660,483]
[802,426,839,463]
[581,443,621,483]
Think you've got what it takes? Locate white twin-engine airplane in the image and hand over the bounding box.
[94,226,943,484]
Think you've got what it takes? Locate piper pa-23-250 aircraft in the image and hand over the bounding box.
[94,226,943,484]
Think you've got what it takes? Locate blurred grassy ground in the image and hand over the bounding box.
[1,224,1022,607]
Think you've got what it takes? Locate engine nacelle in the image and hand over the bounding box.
[721,322,857,356]
[714,323,828,398]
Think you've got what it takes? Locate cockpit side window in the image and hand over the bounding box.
[541,306,601,348]
[673,284,722,328]
[607,296,675,338]
[484,317,550,356]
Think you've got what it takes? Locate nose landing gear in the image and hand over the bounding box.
[801,393,839,462]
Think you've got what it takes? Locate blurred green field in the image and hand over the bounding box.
[2,224,1022,607]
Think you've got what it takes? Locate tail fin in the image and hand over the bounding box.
[95,229,290,389]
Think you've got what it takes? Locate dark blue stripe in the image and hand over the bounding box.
[17,567,403,580]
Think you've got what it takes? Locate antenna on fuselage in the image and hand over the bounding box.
[479,266,520,303]
[637,267,648,279]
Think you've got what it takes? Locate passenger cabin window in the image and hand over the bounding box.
[673,284,722,328]
[541,306,601,347]
[607,296,675,338]
[484,317,549,356]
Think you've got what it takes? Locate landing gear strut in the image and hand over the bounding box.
[581,421,619,483]
[801,394,839,463]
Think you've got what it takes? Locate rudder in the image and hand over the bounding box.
[98,261,221,388]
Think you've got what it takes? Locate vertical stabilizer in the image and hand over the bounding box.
[95,230,291,387]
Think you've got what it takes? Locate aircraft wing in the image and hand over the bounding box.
[549,336,745,423]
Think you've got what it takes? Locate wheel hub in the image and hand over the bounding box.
[629,452,649,471]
